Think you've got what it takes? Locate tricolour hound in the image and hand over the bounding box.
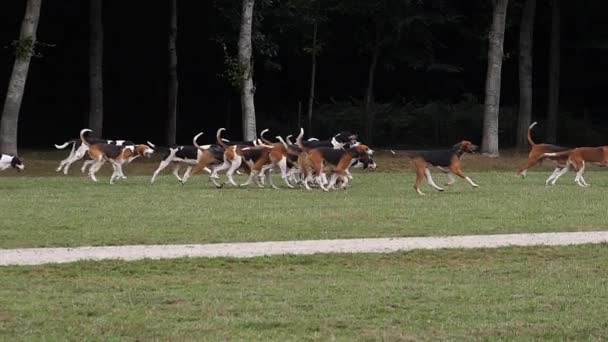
[80,129,153,184]
[55,136,136,175]
[404,141,479,195]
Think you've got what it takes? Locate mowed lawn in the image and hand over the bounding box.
[1,245,608,340]
[1,150,608,248]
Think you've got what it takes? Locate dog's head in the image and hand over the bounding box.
[351,144,374,156]
[10,156,24,171]
[135,144,155,158]
[454,140,478,154]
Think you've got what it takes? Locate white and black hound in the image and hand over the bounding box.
[0,154,25,172]
[55,137,134,175]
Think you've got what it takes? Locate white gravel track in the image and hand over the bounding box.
[1,231,607,266]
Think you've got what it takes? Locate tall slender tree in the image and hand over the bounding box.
[481,0,509,157]
[516,0,536,150]
[238,0,257,141]
[167,0,178,145]
[307,20,318,134]
[0,0,42,155]
[89,0,104,136]
[364,23,381,144]
[546,0,560,143]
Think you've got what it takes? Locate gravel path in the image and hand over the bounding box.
[2,231,607,266]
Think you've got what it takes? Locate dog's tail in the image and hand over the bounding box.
[54,140,77,149]
[259,128,274,145]
[216,128,229,149]
[285,134,294,145]
[527,121,538,146]
[193,132,212,151]
[79,128,93,146]
[275,136,289,149]
[295,128,305,148]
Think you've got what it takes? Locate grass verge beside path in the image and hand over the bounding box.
[1,170,608,248]
[1,245,607,340]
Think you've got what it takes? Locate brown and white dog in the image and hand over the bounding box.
[0,154,24,172]
[404,141,479,195]
[54,137,139,175]
[516,122,570,179]
[80,128,154,184]
[178,132,225,185]
[305,145,374,191]
[209,128,268,188]
[543,147,608,187]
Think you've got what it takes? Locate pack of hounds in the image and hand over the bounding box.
[1,122,606,193]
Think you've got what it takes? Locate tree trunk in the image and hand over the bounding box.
[365,29,381,145]
[167,0,178,145]
[238,0,256,141]
[546,0,560,143]
[0,0,42,155]
[307,21,318,134]
[89,0,103,136]
[481,0,509,157]
[516,0,536,150]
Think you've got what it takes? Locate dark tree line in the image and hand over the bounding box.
[2,0,606,155]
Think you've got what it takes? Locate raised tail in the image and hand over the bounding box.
[259,128,274,145]
[527,121,538,146]
[193,132,211,150]
[295,128,305,148]
[275,136,289,149]
[79,128,93,146]
[216,128,228,148]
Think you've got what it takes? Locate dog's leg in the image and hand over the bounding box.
[449,162,478,188]
[574,162,587,187]
[66,145,87,175]
[327,173,339,190]
[549,164,570,185]
[209,161,230,187]
[81,159,96,175]
[89,159,104,182]
[226,157,242,187]
[173,164,184,181]
[516,156,542,178]
[181,166,193,183]
[544,167,561,186]
[109,161,122,184]
[240,168,257,187]
[345,169,353,180]
[210,156,230,179]
[56,142,77,173]
[445,172,456,185]
[424,168,444,192]
[413,159,427,195]
[259,165,275,188]
[150,160,172,183]
[276,157,294,189]
[338,172,350,189]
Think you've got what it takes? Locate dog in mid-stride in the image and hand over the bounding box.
[403,141,479,195]
[516,121,570,179]
[0,154,24,172]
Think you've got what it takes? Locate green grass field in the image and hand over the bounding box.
[1,245,608,340]
[2,151,608,340]
[1,151,608,248]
